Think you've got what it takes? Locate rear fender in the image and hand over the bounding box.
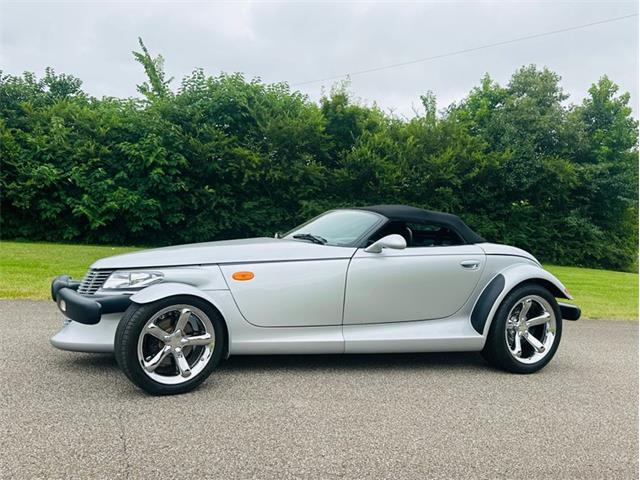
[474,264,571,338]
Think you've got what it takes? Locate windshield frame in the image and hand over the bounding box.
[284,209,387,247]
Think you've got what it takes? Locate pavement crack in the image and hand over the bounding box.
[117,408,131,480]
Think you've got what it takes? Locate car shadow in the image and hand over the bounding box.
[65,351,488,374]
[218,351,488,373]
[64,352,119,370]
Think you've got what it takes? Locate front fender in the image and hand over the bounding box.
[129,283,234,359]
[473,263,571,337]
[130,282,227,306]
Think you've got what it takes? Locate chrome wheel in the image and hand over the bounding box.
[505,295,556,365]
[136,304,216,385]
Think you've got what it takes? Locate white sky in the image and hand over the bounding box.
[1,0,638,118]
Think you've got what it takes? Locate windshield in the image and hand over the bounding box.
[285,210,382,247]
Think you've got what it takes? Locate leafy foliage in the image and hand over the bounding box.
[0,49,637,270]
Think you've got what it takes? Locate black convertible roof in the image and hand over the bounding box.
[357,204,485,244]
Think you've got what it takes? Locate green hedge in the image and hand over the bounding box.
[1,42,638,271]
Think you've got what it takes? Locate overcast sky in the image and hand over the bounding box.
[1,0,638,118]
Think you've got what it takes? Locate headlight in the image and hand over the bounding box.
[102,271,164,289]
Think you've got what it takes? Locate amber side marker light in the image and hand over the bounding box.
[232,271,255,281]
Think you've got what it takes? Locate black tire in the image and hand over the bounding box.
[115,295,226,395]
[481,284,562,374]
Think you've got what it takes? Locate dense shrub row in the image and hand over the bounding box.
[1,43,638,270]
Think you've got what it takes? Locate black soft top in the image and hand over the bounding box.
[356,204,485,244]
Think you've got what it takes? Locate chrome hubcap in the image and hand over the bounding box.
[137,305,216,385]
[505,295,556,364]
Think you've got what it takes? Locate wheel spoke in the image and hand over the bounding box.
[175,308,192,332]
[182,333,213,347]
[512,332,522,357]
[523,332,545,353]
[143,345,171,372]
[526,312,551,328]
[172,348,192,378]
[518,299,532,322]
[146,323,169,341]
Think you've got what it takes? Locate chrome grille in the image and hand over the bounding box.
[77,269,113,295]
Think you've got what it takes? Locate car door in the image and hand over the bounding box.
[220,250,354,327]
[343,243,485,325]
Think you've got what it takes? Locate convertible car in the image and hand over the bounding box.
[51,205,580,395]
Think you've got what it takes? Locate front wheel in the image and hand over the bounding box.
[481,284,562,373]
[115,295,225,395]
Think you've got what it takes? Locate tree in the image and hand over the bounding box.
[132,37,173,100]
[0,53,637,271]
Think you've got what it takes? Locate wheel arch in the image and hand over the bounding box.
[521,278,567,299]
[130,283,231,358]
[473,263,571,339]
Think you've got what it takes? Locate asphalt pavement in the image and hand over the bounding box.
[1,300,637,479]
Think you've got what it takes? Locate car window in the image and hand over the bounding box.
[285,210,382,247]
[406,222,464,247]
[367,221,464,247]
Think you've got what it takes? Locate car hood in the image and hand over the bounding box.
[91,237,357,269]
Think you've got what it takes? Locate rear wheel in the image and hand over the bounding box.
[482,284,562,373]
[115,295,225,395]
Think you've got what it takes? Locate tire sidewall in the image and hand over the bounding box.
[485,284,563,373]
[115,295,225,395]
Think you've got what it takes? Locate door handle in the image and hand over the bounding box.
[460,260,480,270]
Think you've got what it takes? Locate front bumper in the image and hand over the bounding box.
[50,314,123,352]
[50,275,132,352]
[51,275,131,325]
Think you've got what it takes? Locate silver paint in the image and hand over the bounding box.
[51,237,571,355]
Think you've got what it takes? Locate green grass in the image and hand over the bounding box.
[0,241,139,300]
[545,265,637,320]
[0,241,637,320]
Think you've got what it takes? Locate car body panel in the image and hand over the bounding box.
[477,242,541,263]
[91,238,355,269]
[130,280,225,304]
[50,313,121,353]
[220,259,350,327]
[343,245,485,324]
[213,289,344,355]
[343,315,484,353]
[122,266,229,294]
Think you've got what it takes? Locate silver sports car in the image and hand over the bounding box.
[51,205,581,395]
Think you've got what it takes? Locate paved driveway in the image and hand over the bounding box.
[1,300,637,479]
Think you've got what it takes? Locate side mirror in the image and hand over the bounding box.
[274,232,281,239]
[364,234,407,253]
